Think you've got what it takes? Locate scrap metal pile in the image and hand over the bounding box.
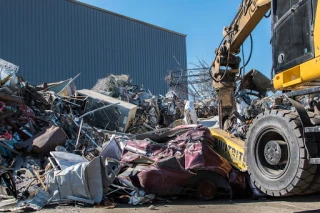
[165,69,218,120]
[0,59,263,211]
[225,69,320,139]
[92,74,190,133]
[217,70,280,139]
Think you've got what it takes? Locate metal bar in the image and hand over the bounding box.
[73,119,102,151]
[75,118,84,150]
[57,73,81,96]
[48,157,59,170]
[310,158,320,164]
[286,86,320,97]
[87,123,106,140]
[73,102,120,151]
[105,188,121,196]
[233,110,247,123]
[218,100,223,129]
[305,126,320,133]
[34,170,47,191]
[82,131,101,151]
[124,145,148,156]
[100,129,135,138]
[0,140,21,155]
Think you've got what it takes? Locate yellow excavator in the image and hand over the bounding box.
[210,0,320,196]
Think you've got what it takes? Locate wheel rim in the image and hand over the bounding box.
[197,180,217,200]
[255,127,290,179]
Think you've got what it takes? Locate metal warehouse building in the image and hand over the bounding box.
[0,0,187,95]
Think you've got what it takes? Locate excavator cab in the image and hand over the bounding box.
[273,0,320,90]
[272,0,315,73]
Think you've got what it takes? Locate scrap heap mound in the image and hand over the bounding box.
[0,59,257,212]
[92,74,187,134]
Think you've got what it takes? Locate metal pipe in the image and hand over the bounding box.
[73,118,102,151]
[124,145,147,156]
[73,102,120,151]
[100,129,135,138]
[75,118,84,150]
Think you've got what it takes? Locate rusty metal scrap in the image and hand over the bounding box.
[0,59,266,211]
[115,125,246,198]
[228,71,296,139]
[92,75,188,133]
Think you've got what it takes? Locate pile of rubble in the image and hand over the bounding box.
[0,59,263,212]
[92,74,191,133]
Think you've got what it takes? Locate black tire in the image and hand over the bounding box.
[245,110,318,196]
[300,112,320,194]
[183,171,231,200]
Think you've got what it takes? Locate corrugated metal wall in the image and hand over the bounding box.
[0,0,187,95]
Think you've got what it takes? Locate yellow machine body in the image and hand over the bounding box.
[209,128,247,171]
[273,1,320,90]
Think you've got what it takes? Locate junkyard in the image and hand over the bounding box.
[1,0,320,212]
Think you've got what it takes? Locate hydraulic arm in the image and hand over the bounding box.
[212,0,271,129]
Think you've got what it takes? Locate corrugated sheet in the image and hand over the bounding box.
[0,0,187,95]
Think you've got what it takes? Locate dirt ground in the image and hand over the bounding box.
[39,194,320,213]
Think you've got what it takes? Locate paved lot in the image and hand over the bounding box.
[40,194,320,213]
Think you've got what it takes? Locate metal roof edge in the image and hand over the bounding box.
[66,0,187,37]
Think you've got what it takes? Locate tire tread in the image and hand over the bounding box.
[245,110,320,196]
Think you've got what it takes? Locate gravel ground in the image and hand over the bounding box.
[39,194,320,213]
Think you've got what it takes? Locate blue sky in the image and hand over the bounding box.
[80,0,272,78]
